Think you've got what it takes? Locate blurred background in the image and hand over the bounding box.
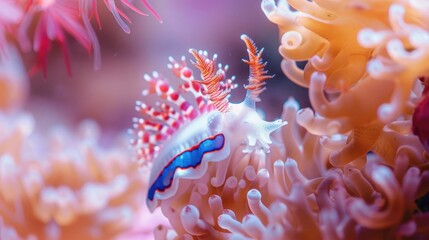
[25,0,310,137]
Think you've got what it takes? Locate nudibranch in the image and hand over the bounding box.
[131,35,286,211]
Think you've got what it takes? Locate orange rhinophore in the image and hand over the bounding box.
[241,34,273,102]
[189,49,232,113]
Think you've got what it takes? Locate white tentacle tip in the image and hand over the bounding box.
[247,189,262,200]
[367,59,385,78]
[181,205,200,221]
[281,31,303,50]
[389,4,405,17]
[358,29,382,48]
[283,97,300,111]
[378,103,396,123]
[311,71,327,83]
[218,213,237,229]
[261,0,276,15]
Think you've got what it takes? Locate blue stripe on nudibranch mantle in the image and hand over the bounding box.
[148,133,225,201]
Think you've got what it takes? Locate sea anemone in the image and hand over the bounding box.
[18,0,93,76]
[262,0,429,125]
[151,97,429,239]
[0,0,161,75]
[80,0,161,34]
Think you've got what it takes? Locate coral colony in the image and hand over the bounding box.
[1,0,429,240]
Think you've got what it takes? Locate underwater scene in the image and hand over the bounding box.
[1,0,429,239]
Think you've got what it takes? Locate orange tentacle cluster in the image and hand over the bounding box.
[189,49,232,113]
[241,34,273,102]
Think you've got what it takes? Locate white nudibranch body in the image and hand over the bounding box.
[131,35,286,212]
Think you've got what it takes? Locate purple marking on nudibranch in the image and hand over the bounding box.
[148,133,225,201]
